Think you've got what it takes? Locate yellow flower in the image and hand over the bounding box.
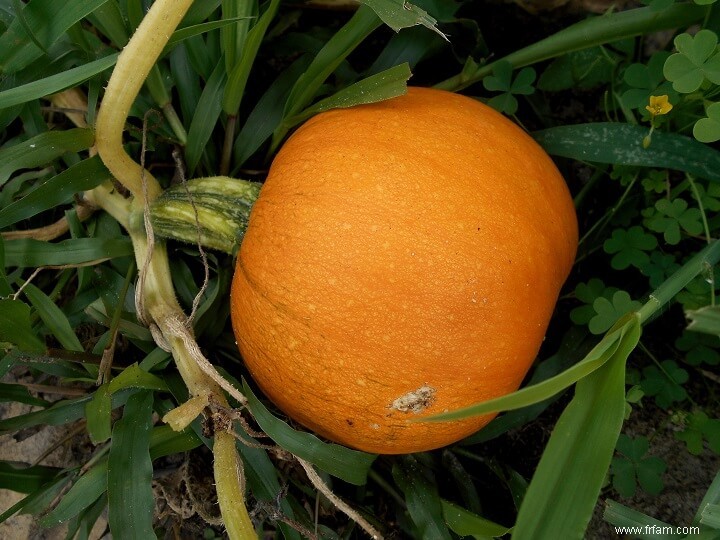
[645,95,673,117]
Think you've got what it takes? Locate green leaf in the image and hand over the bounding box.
[359,0,446,39]
[687,305,720,336]
[441,500,511,539]
[663,30,720,93]
[0,156,110,229]
[483,60,513,92]
[107,390,155,539]
[603,499,675,537]
[533,123,720,184]
[675,411,720,455]
[242,379,376,485]
[640,360,688,408]
[0,299,46,352]
[512,316,641,540]
[0,382,50,407]
[427,317,637,421]
[185,59,226,174]
[222,0,281,115]
[694,102,720,143]
[393,456,453,540]
[3,237,133,268]
[0,462,60,494]
[0,128,94,187]
[644,198,703,245]
[40,462,107,527]
[675,330,720,366]
[0,54,118,110]
[570,279,618,326]
[274,6,382,148]
[0,0,111,73]
[285,63,412,128]
[589,291,643,335]
[611,435,666,497]
[22,283,84,352]
[603,226,658,270]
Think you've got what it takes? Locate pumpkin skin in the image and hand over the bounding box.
[230,87,578,454]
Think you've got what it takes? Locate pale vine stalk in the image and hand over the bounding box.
[92,0,255,537]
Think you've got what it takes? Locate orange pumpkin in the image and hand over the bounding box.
[230,87,578,454]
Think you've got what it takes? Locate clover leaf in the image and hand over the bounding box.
[663,30,720,93]
[675,411,720,455]
[640,360,689,408]
[621,52,676,110]
[677,275,718,311]
[570,279,619,326]
[640,251,681,289]
[640,170,668,194]
[484,61,536,115]
[603,226,658,270]
[694,102,720,143]
[588,291,642,335]
[693,182,720,212]
[644,198,703,245]
[611,435,667,498]
[675,330,720,366]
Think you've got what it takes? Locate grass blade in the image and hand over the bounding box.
[0,299,46,353]
[40,461,107,527]
[359,0,446,38]
[107,390,155,538]
[603,499,678,540]
[222,0,280,115]
[0,156,110,229]
[273,6,382,149]
[282,62,411,130]
[0,462,60,494]
[0,382,50,407]
[0,0,111,73]
[534,123,720,184]
[512,316,641,540]
[0,128,94,187]
[0,53,118,109]
[185,59,226,174]
[23,283,84,352]
[3,237,133,268]
[441,500,511,539]
[243,379,376,485]
[392,455,453,540]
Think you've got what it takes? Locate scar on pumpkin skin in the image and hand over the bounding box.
[389,385,436,413]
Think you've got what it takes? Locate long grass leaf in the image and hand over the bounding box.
[426,322,627,421]
[243,379,376,485]
[393,456,453,540]
[0,54,118,109]
[3,237,133,268]
[512,316,641,540]
[0,382,50,407]
[0,128,94,186]
[0,397,90,433]
[185,59,226,174]
[0,299,46,352]
[359,0,446,38]
[0,476,68,525]
[0,156,110,229]
[40,461,107,527]
[441,500,511,539]
[23,283,84,352]
[0,0,111,73]
[603,500,678,540]
[282,62,411,130]
[222,0,279,115]
[0,463,60,494]
[107,390,155,538]
[534,123,720,183]
[275,6,382,146]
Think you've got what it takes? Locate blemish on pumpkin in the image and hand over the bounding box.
[389,385,436,413]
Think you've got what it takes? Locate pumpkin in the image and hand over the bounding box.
[230,87,578,454]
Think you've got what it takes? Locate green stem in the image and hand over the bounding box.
[95,0,194,203]
[637,240,720,325]
[434,4,708,92]
[214,432,257,539]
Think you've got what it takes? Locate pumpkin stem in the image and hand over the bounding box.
[148,176,261,254]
